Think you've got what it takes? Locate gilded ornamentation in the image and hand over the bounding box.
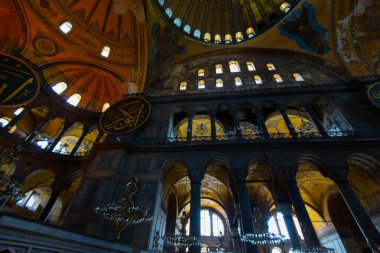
[0,53,40,108]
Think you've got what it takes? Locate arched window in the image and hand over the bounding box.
[180,81,187,91]
[236,31,244,42]
[214,34,221,43]
[183,25,191,34]
[0,117,10,127]
[36,140,49,149]
[174,18,181,27]
[186,209,225,237]
[280,2,291,12]
[67,93,81,107]
[246,27,255,38]
[101,103,110,112]
[51,82,68,95]
[225,34,232,43]
[59,21,73,34]
[246,62,256,71]
[204,32,211,42]
[198,69,205,77]
[267,63,276,70]
[198,80,205,89]
[216,79,223,88]
[165,8,173,17]
[293,73,304,81]
[215,64,223,74]
[255,75,263,84]
[17,191,41,211]
[235,77,243,86]
[229,61,240,73]
[158,0,165,6]
[101,46,111,58]
[14,107,24,116]
[274,74,283,82]
[268,212,289,239]
[194,29,201,38]
[272,247,282,253]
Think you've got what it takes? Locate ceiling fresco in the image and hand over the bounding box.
[0,0,147,112]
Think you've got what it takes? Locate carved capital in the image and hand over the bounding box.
[187,169,204,182]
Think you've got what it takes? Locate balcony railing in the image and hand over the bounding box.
[132,130,380,146]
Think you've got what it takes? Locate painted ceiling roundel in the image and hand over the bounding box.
[155,0,299,44]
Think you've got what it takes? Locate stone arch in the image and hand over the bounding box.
[348,153,380,181]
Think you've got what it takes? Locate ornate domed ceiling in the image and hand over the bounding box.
[155,0,298,44]
[0,0,147,112]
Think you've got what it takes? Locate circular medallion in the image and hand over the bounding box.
[100,96,151,135]
[367,81,380,109]
[34,38,58,56]
[0,53,40,108]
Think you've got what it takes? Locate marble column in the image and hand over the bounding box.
[255,108,270,139]
[4,107,30,132]
[304,105,328,138]
[189,171,203,253]
[25,119,49,143]
[70,127,90,156]
[278,204,301,249]
[48,125,68,152]
[233,108,242,139]
[286,178,320,246]
[279,108,298,138]
[334,176,380,251]
[235,171,259,253]
[187,111,194,143]
[210,110,216,141]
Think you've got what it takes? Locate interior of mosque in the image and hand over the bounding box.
[0,0,380,253]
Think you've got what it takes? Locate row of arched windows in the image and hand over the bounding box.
[179,73,303,91]
[197,62,278,76]
[59,21,111,58]
[50,82,110,112]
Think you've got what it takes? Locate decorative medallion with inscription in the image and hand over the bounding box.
[100,96,151,135]
[0,54,40,108]
[367,81,380,109]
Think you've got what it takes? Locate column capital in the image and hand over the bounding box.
[277,203,293,215]
[188,169,204,183]
[233,169,248,182]
[328,167,349,182]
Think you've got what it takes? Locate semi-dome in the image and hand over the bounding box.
[155,0,298,44]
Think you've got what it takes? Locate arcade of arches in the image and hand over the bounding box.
[1,0,380,253]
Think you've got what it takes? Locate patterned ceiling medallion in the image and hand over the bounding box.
[33,38,58,56]
[100,96,151,135]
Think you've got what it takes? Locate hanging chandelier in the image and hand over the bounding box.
[94,177,153,240]
[241,206,286,245]
[0,145,23,201]
[163,211,202,250]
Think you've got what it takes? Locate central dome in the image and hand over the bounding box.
[155,0,298,44]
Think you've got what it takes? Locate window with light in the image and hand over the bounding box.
[198,80,205,89]
[293,73,304,82]
[180,82,187,91]
[183,25,191,34]
[59,21,73,34]
[216,79,223,88]
[14,107,24,116]
[174,18,182,27]
[215,64,223,74]
[274,74,283,83]
[268,212,304,240]
[185,209,225,237]
[51,82,68,95]
[67,93,81,107]
[198,69,205,77]
[101,46,111,58]
[17,191,41,211]
[255,75,263,84]
[0,117,10,127]
[267,63,276,70]
[229,61,241,73]
[246,62,256,71]
[235,77,243,86]
[101,103,110,112]
[204,32,211,42]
